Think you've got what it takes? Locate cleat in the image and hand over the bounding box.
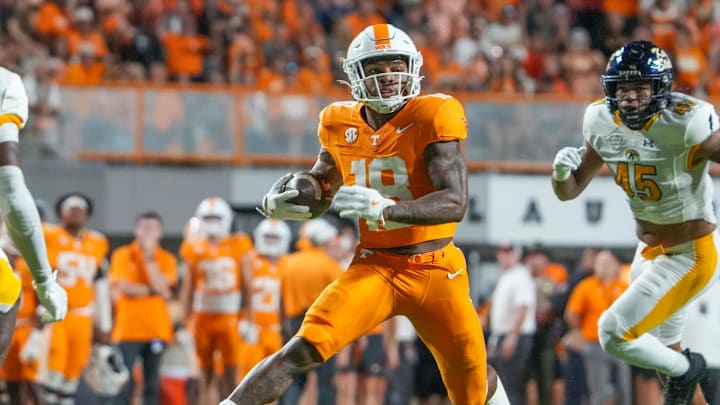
[664,349,706,405]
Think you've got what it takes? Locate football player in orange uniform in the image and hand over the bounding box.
[42,193,111,405]
[238,219,291,379]
[180,197,252,404]
[222,23,489,405]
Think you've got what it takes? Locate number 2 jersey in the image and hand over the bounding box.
[318,94,468,248]
[583,92,720,225]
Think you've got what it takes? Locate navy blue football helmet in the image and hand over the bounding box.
[601,40,673,130]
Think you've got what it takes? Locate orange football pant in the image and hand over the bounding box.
[239,327,283,379]
[47,312,93,380]
[192,313,241,370]
[298,242,487,405]
[2,324,39,382]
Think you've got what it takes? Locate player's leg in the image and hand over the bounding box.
[116,341,143,404]
[597,234,719,402]
[334,343,358,405]
[222,261,395,405]
[43,320,69,405]
[61,313,93,404]
[358,333,386,405]
[216,314,241,403]
[403,243,487,405]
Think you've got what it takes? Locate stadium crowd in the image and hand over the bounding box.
[0,0,718,96]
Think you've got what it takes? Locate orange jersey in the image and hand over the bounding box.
[13,257,37,324]
[318,95,468,248]
[566,276,628,342]
[244,249,282,327]
[45,225,109,310]
[180,234,252,313]
[110,242,178,343]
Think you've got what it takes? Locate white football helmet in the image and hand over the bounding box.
[301,218,338,246]
[343,23,423,114]
[253,218,291,258]
[195,197,234,238]
[83,344,130,396]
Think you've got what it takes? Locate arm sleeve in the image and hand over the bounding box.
[0,166,52,284]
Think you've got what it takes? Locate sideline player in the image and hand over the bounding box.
[180,197,252,404]
[221,23,487,405]
[551,40,720,404]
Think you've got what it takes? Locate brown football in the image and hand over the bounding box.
[282,171,331,219]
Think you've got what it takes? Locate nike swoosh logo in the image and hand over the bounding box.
[396,123,414,134]
[447,268,464,279]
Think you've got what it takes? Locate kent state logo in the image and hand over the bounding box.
[344,127,358,144]
[625,148,640,161]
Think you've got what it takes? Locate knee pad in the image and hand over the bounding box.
[0,256,21,313]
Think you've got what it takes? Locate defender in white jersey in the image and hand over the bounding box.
[0,67,67,364]
[552,41,720,404]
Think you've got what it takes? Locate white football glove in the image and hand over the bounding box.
[238,320,259,345]
[33,271,68,323]
[257,173,311,221]
[552,146,586,181]
[19,328,43,363]
[332,185,396,226]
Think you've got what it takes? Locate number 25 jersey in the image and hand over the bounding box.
[584,92,720,225]
[318,94,468,248]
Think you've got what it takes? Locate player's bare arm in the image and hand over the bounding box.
[694,131,720,163]
[552,139,604,201]
[384,140,467,225]
[309,148,344,199]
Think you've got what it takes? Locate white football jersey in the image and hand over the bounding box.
[583,92,720,225]
[0,66,28,143]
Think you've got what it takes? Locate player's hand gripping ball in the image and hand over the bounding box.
[282,171,332,219]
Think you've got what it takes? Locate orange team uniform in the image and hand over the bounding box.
[566,276,629,342]
[301,94,488,404]
[1,257,40,382]
[281,247,343,321]
[180,235,252,370]
[44,224,109,388]
[239,249,284,377]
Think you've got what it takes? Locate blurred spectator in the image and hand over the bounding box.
[484,5,525,61]
[488,243,536,405]
[110,211,177,405]
[564,250,631,405]
[567,0,605,50]
[162,13,208,82]
[22,55,62,156]
[559,247,599,405]
[602,11,632,56]
[648,0,681,51]
[65,6,109,63]
[524,244,567,405]
[61,43,104,84]
[672,23,708,95]
[280,218,343,405]
[342,1,386,37]
[560,27,605,96]
[34,0,70,44]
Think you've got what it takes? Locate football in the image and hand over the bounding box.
[282,171,331,219]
